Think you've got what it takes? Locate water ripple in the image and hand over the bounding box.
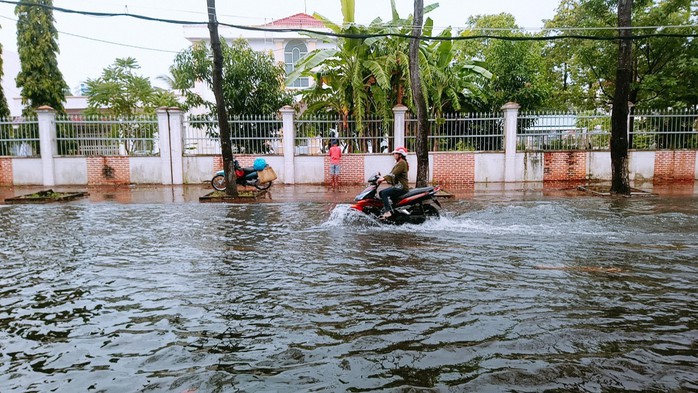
[0,197,697,391]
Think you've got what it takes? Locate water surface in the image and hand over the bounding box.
[1,195,697,392]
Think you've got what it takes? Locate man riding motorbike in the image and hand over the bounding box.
[377,147,410,219]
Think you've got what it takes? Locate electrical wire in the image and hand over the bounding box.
[0,0,696,42]
[0,14,179,53]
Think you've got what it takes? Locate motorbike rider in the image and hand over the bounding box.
[377,147,410,219]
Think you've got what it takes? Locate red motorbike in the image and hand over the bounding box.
[350,174,441,225]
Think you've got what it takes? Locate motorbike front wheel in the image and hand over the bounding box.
[211,175,227,191]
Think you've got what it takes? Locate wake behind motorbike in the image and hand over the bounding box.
[350,174,442,225]
[211,159,276,191]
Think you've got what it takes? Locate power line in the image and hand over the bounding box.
[76,0,268,22]
[0,14,179,53]
[1,0,696,42]
[59,30,179,53]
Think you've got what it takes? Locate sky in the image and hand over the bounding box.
[0,0,561,93]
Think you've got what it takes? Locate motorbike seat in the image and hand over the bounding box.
[232,165,256,177]
[396,186,434,201]
[233,160,256,174]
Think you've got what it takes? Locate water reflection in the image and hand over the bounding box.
[0,196,697,391]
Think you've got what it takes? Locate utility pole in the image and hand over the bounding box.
[409,0,429,187]
[206,0,237,196]
[610,0,632,195]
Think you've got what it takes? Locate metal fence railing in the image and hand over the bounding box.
[3,110,697,159]
[629,110,698,150]
[517,111,612,151]
[516,110,698,151]
[55,115,159,156]
[183,114,283,156]
[405,113,505,152]
[295,115,393,155]
[0,117,40,157]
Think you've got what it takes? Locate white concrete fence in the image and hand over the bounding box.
[2,104,697,186]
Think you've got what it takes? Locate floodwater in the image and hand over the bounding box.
[1,192,697,392]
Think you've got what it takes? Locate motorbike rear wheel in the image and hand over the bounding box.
[254,180,272,190]
[211,175,227,191]
[422,204,440,218]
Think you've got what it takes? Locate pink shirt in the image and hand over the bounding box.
[329,145,342,164]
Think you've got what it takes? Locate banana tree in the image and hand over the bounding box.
[287,3,386,140]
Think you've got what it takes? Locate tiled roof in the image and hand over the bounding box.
[260,13,325,28]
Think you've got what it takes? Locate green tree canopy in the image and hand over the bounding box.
[170,38,292,116]
[14,0,68,115]
[544,0,697,110]
[289,0,490,128]
[455,13,552,112]
[84,57,179,117]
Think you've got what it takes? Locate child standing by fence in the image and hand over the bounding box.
[328,139,342,191]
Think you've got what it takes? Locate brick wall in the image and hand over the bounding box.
[543,152,587,181]
[324,155,365,184]
[214,155,256,170]
[432,153,475,186]
[654,151,696,182]
[0,158,12,186]
[87,157,131,185]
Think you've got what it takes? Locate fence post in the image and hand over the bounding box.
[280,105,296,184]
[392,104,408,150]
[36,106,57,186]
[157,108,184,185]
[502,102,520,183]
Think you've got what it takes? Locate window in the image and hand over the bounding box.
[284,40,309,88]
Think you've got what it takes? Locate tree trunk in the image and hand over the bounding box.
[410,0,429,187]
[610,0,632,195]
[207,0,237,196]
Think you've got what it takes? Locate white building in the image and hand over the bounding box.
[182,13,336,107]
[2,13,334,117]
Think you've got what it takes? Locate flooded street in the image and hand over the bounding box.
[1,193,697,392]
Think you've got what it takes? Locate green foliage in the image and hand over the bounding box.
[85,57,180,117]
[544,0,697,111]
[455,13,552,112]
[633,112,698,149]
[587,132,611,150]
[289,20,376,132]
[14,0,69,115]
[170,39,292,117]
[291,0,490,137]
[454,140,476,151]
[421,29,492,117]
[630,131,654,150]
[82,58,173,155]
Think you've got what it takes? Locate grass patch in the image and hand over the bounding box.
[5,189,89,204]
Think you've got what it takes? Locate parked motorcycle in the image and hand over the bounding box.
[350,174,441,225]
[211,159,275,191]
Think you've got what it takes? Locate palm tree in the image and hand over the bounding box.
[288,0,492,153]
[287,2,384,138]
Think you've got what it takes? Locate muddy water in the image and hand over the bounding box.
[0,195,697,392]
